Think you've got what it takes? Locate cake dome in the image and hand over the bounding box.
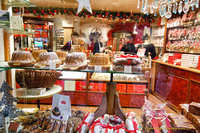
[62,52,87,70]
[32,50,47,62]
[34,52,62,68]
[88,53,111,70]
[55,50,67,64]
[8,51,36,67]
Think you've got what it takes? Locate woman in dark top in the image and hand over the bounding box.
[137,33,156,59]
[120,35,136,54]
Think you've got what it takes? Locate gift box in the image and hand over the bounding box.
[127,84,137,93]
[89,83,106,92]
[116,84,126,93]
[76,81,86,91]
[136,85,146,94]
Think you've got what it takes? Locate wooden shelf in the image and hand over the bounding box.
[165,51,200,55]
[152,60,200,74]
[114,80,148,83]
[118,92,147,95]
[89,79,110,82]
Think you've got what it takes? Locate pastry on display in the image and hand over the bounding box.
[22,109,94,133]
[32,50,47,62]
[8,51,36,67]
[113,74,147,82]
[16,70,62,89]
[88,53,111,71]
[62,52,88,70]
[55,50,67,64]
[112,54,143,72]
[34,52,62,68]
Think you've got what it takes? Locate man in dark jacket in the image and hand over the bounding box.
[120,35,136,54]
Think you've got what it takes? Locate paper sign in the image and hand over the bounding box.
[95,65,102,72]
[124,65,132,73]
[51,94,71,121]
[137,48,146,57]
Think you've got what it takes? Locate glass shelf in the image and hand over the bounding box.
[4,0,36,7]
[0,62,150,74]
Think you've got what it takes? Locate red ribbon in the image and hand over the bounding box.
[76,113,91,132]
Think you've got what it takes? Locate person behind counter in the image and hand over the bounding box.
[93,35,104,55]
[61,32,79,51]
[137,33,156,59]
[120,35,136,54]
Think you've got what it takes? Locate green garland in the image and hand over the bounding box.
[13,7,155,23]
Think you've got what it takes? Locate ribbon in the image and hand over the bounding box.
[76,113,91,132]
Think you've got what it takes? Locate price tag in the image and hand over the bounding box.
[95,65,102,72]
[137,48,146,57]
[50,61,56,70]
[124,65,132,73]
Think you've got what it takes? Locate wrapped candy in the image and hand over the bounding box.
[76,113,94,133]
[126,116,140,133]
[53,120,61,133]
[46,119,56,132]
[60,121,68,133]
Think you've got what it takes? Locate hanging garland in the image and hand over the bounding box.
[12,7,155,23]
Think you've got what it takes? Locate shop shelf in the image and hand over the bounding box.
[113,80,148,83]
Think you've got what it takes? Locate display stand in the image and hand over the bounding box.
[17,85,62,108]
[94,73,126,121]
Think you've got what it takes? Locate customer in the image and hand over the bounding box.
[120,34,136,54]
[61,32,79,51]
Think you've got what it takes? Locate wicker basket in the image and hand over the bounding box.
[16,70,62,89]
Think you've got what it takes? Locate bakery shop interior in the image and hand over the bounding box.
[0,0,200,132]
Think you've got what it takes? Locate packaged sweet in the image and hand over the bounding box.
[46,119,56,132]
[189,102,200,116]
[53,120,62,133]
[60,121,68,133]
[76,113,94,133]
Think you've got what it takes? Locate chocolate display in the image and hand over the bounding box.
[8,51,36,67]
[113,65,142,73]
[62,52,88,70]
[113,57,142,65]
[21,109,93,133]
[16,70,62,89]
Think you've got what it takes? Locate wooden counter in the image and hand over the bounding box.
[152,60,200,107]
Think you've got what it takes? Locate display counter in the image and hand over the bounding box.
[152,60,200,108]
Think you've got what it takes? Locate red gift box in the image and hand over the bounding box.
[34,31,41,38]
[42,25,49,30]
[89,83,99,92]
[173,53,182,59]
[42,31,48,38]
[127,84,137,93]
[98,83,107,92]
[75,81,86,91]
[35,25,42,29]
[116,84,126,93]
[135,85,146,94]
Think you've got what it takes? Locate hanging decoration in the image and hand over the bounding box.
[138,0,199,18]
[12,7,155,24]
[76,0,92,14]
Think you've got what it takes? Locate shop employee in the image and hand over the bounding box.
[61,32,79,51]
[120,35,136,54]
